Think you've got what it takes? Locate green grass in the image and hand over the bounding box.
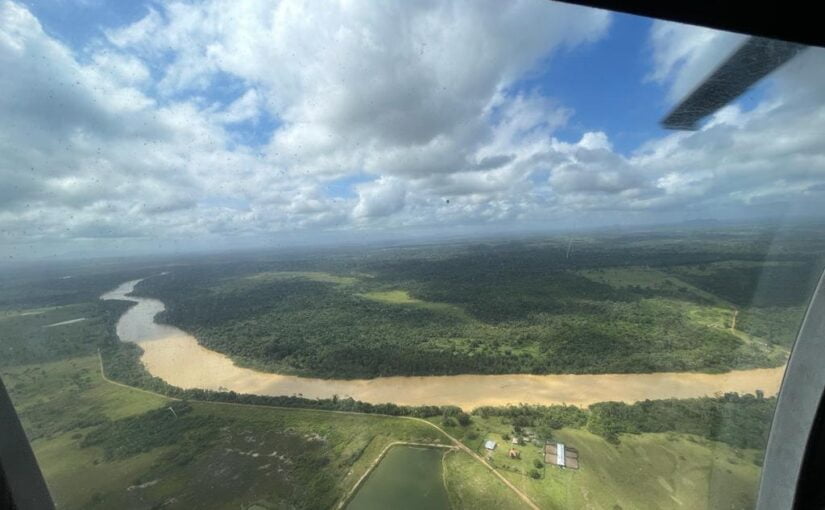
[358,290,470,319]
[0,356,463,510]
[244,271,359,286]
[1,356,170,508]
[442,450,525,510]
[436,415,762,510]
[504,428,761,510]
[1,355,773,510]
[360,290,422,304]
[579,266,726,305]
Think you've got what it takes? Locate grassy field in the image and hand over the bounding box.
[434,415,762,510]
[241,270,360,286]
[443,449,526,510]
[0,356,461,510]
[358,289,471,319]
[504,429,760,510]
[579,266,726,305]
[0,353,771,510]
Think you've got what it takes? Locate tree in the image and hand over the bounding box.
[529,469,541,479]
[457,412,472,426]
[533,459,543,469]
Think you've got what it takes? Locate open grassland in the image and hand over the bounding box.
[435,414,762,510]
[359,290,424,304]
[443,449,526,510]
[1,352,775,510]
[358,289,471,318]
[1,356,462,510]
[506,429,761,510]
[242,270,360,286]
[578,266,726,305]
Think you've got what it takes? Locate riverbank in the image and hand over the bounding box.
[102,279,786,410]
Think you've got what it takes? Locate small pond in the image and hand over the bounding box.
[346,446,450,510]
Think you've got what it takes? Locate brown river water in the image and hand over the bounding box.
[101,279,786,409]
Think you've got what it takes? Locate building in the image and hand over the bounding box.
[508,448,520,459]
[484,440,497,451]
[544,442,579,469]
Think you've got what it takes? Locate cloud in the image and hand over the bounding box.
[104,0,609,177]
[646,20,746,102]
[1,1,825,259]
[353,177,407,220]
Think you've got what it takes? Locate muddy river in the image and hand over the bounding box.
[101,279,786,409]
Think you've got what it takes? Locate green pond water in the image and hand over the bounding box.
[346,446,450,510]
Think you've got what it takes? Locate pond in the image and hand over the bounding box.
[346,446,450,510]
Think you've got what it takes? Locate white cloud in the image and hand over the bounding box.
[646,20,746,102]
[1,1,825,259]
[353,177,407,220]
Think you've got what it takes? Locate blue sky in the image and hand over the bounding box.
[1,0,824,259]
[23,0,674,156]
[516,13,668,154]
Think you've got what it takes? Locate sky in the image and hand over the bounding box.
[2,0,825,260]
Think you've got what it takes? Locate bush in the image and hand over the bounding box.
[533,459,543,469]
[442,417,457,427]
[529,469,541,479]
[586,394,778,450]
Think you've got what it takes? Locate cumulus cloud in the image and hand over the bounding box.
[0,1,824,259]
[353,178,407,220]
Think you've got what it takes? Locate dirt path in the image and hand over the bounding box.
[731,309,738,331]
[95,353,538,509]
[43,317,87,328]
[409,417,541,510]
[97,350,180,401]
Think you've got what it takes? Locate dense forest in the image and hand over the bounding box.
[94,299,779,455]
[126,225,823,378]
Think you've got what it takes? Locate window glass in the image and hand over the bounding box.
[1,1,823,509]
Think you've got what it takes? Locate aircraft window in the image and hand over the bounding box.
[1,1,823,509]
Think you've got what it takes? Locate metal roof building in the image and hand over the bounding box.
[544,442,579,469]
